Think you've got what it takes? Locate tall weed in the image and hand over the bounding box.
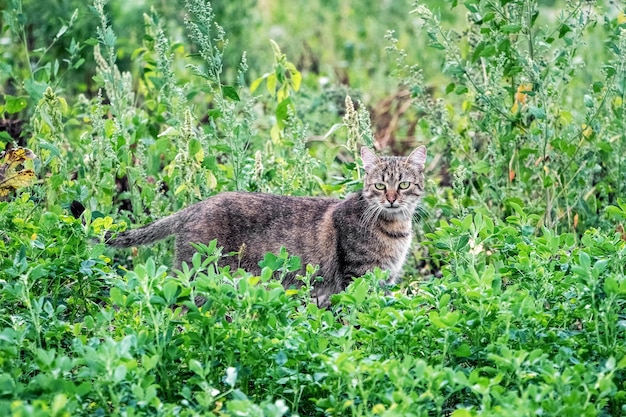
[393,0,625,232]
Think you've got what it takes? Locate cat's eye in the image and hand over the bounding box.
[399,181,411,189]
[374,183,386,190]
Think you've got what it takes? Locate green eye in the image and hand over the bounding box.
[374,183,386,190]
[399,181,411,189]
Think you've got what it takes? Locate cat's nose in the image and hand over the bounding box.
[386,190,397,204]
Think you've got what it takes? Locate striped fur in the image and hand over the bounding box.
[108,146,427,305]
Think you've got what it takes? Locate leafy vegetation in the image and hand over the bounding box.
[1,0,625,415]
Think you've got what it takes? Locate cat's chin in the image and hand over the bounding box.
[380,206,410,221]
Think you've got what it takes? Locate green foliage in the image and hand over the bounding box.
[398,0,626,232]
[1,0,625,415]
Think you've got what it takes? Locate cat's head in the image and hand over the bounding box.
[361,146,427,221]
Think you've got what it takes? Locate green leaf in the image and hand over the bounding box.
[472,160,491,174]
[578,251,591,270]
[113,365,127,383]
[207,109,222,120]
[455,234,469,251]
[275,98,294,128]
[24,79,48,101]
[605,204,626,219]
[3,95,28,114]
[501,24,522,33]
[592,81,604,93]
[471,41,486,62]
[558,24,571,38]
[454,343,472,358]
[482,12,495,23]
[110,287,125,306]
[323,123,345,139]
[0,131,12,143]
[604,276,619,295]
[222,85,240,101]
[429,311,459,329]
[189,359,204,377]
[479,44,497,58]
[188,138,204,163]
[286,255,301,272]
[528,106,546,119]
[463,0,478,13]
[455,85,468,95]
[461,214,473,231]
[163,280,179,304]
[351,278,368,305]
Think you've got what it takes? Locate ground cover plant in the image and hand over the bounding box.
[1,0,625,415]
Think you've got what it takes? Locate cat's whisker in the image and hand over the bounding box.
[402,204,412,220]
[360,202,382,228]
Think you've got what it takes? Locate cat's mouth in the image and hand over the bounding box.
[382,204,404,216]
[382,202,414,220]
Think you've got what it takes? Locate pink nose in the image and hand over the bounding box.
[386,190,397,204]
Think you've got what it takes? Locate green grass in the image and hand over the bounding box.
[1,0,625,415]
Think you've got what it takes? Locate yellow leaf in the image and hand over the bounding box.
[582,123,593,139]
[618,12,626,24]
[0,170,36,197]
[58,97,69,113]
[451,409,476,417]
[512,83,532,113]
[266,73,277,96]
[559,110,573,124]
[0,147,37,199]
[291,70,301,91]
[285,62,302,91]
[158,126,180,137]
[194,147,205,163]
[516,83,532,101]
[174,184,187,195]
[250,73,269,94]
[1,147,36,168]
[205,170,217,189]
[270,123,281,143]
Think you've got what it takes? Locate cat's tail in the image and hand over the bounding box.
[106,214,178,248]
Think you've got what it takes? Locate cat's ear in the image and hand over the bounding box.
[361,147,379,173]
[407,146,427,169]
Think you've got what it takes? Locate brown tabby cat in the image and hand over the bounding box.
[107,146,427,305]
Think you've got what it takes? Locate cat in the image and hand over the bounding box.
[107,146,427,306]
